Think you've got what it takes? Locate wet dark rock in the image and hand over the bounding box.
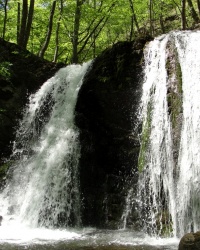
[75,37,152,229]
[0,215,2,226]
[166,40,183,170]
[178,231,200,250]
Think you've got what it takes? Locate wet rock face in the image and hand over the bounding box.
[166,40,183,170]
[0,38,65,163]
[75,37,152,228]
[0,215,2,226]
[178,231,200,250]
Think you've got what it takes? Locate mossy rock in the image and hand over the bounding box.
[0,161,11,177]
[0,161,13,190]
[165,39,183,168]
[179,231,200,250]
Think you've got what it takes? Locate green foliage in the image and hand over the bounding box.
[0,0,199,63]
[0,61,12,80]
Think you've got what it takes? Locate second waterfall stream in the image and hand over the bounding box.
[135,31,200,237]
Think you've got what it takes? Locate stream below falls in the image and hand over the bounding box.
[0,227,178,250]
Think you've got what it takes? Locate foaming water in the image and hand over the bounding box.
[0,61,92,229]
[0,226,179,249]
[0,223,81,244]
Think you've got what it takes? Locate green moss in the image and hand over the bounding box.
[156,211,173,237]
[0,161,11,178]
[98,76,111,83]
[11,50,19,55]
[160,223,173,237]
[0,61,13,81]
[166,46,183,130]
[138,99,152,172]
[173,98,181,129]
[115,54,125,77]
[118,83,122,89]
[170,61,183,129]
[176,61,183,94]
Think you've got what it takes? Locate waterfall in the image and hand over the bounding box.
[0,61,91,228]
[137,31,200,237]
[175,32,200,236]
[137,34,176,237]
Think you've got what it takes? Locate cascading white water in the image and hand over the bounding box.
[0,61,91,229]
[137,34,176,237]
[174,32,200,236]
[136,31,200,237]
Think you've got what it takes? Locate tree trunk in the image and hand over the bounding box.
[2,0,8,40]
[160,16,165,33]
[39,0,56,58]
[17,2,20,44]
[93,0,96,58]
[187,0,199,23]
[53,19,61,63]
[197,0,200,15]
[182,0,187,29]
[159,1,165,33]
[129,0,140,40]
[23,0,35,48]
[71,0,83,64]
[18,0,28,47]
[78,2,115,62]
[53,0,63,62]
[149,0,154,36]
[133,11,140,33]
[74,1,115,62]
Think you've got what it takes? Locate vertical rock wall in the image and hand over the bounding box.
[75,38,152,228]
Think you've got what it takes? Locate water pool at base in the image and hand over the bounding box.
[0,226,179,250]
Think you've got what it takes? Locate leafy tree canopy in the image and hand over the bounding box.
[0,0,199,63]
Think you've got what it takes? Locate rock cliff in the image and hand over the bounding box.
[75,38,152,228]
